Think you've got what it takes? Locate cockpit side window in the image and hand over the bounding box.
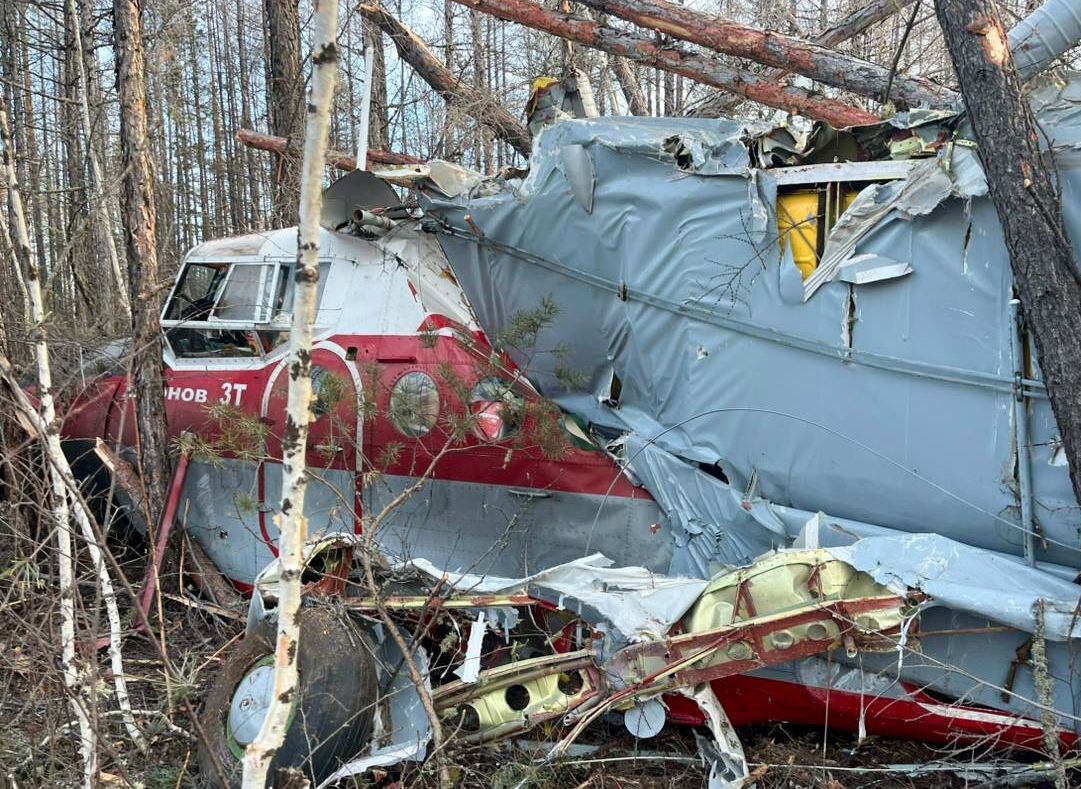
[163,263,229,321]
[215,264,277,321]
[162,261,291,360]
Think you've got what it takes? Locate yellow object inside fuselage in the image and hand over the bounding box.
[777,186,860,279]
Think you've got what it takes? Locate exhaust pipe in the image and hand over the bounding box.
[352,208,397,232]
[1008,0,1081,81]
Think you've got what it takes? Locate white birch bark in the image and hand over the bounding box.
[241,0,340,784]
[1,108,97,787]
[0,362,146,754]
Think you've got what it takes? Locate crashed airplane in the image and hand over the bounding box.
[50,0,1081,785]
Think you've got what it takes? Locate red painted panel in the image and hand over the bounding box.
[663,676,1077,753]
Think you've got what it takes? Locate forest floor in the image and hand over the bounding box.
[0,518,1063,788]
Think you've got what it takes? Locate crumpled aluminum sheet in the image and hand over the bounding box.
[827,533,1081,641]
[426,93,1081,576]
[423,84,1081,730]
[402,552,708,644]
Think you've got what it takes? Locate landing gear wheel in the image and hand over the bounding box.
[197,604,378,788]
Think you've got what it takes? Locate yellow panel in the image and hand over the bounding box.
[778,188,862,280]
[777,191,820,279]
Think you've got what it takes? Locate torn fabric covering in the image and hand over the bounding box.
[622,435,784,577]
[402,553,708,643]
[827,533,1081,640]
[804,155,960,299]
[425,91,1081,573]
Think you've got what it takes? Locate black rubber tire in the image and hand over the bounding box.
[197,604,379,788]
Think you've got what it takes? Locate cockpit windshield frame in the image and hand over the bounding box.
[161,258,294,362]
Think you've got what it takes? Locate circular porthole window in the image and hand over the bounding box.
[389,371,440,437]
[469,378,524,442]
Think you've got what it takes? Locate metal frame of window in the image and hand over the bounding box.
[161,257,293,365]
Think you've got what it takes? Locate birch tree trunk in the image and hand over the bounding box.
[113,0,172,531]
[935,0,1081,510]
[241,0,340,784]
[1,107,97,789]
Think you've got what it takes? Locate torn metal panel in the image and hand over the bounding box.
[402,553,708,643]
[805,156,956,299]
[828,533,1081,641]
[622,435,784,577]
[836,254,911,285]
[424,95,1081,572]
[688,685,748,789]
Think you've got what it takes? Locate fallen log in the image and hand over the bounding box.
[697,0,920,117]
[575,0,956,109]
[359,3,534,156]
[236,128,421,170]
[450,0,880,127]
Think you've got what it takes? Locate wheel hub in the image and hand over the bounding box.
[228,663,276,747]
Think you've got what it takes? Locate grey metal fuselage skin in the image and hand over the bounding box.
[426,99,1081,577]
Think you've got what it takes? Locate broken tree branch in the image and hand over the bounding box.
[935,0,1081,509]
[450,0,880,127]
[236,127,422,170]
[695,0,920,117]
[574,0,956,109]
[359,3,534,156]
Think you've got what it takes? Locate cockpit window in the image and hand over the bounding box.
[215,264,278,322]
[162,261,290,359]
[162,260,333,360]
[163,263,230,322]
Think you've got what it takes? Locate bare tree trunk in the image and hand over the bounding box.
[241,0,339,784]
[450,0,880,127]
[69,0,130,322]
[113,0,172,530]
[611,53,648,115]
[366,21,389,151]
[936,0,1081,507]
[236,0,262,228]
[360,3,534,156]
[265,0,305,226]
[575,0,955,109]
